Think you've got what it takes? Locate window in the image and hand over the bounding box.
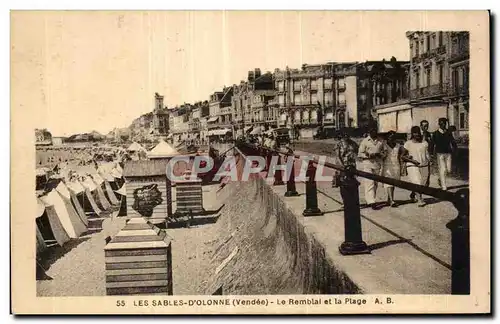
[431,34,436,50]
[459,112,465,129]
[415,40,420,56]
[311,93,318,103]
[438,64,444,85]
[452,69,459,91]
[426,34,430,52]
[463,66,469,89]
[415,70,420,89]
[438,32,443,47]
[294,93,301,104]
[426,68,431,87]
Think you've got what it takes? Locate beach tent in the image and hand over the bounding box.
[89,174,113,210]
[147,140,180,159]
[35,197,49,253]
[66,179,102,216]
[41,187,86,239]
[127,142,145,152]
[114,184,128,216]
[55,181,88,227]
[80,176,110,212]
[37,196,71,245]
[98,171,120,205]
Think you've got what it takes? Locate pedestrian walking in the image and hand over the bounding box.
[358,127,386,209]
[332,129,358,188]
[432,118,458,190]
[382,131,405,207]
[403,126,431,207]
[420,120,434,154]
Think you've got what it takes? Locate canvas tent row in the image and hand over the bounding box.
[89,173,114,210]
[66,179,103,216]
[80,176,112,212]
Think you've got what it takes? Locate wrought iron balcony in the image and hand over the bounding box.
[436,45,446,55]
[449,42,470,63]
[409,84,448,99]
[448,84,469,97]
[337,83,346,92]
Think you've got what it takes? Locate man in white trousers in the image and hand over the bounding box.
[358,127,386,210]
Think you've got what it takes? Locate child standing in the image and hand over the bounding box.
[382,131,404,207]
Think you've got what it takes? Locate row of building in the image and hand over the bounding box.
[139,31,470,141]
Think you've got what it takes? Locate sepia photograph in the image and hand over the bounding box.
[11,10,490,314]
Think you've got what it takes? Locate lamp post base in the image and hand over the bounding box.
[302,208,323,217]
[339,241,371,256]
[284,190,299,197]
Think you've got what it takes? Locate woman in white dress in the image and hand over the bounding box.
[382,131,404,207]
[403,126,431,207]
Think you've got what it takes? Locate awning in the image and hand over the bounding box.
[209,128,231,136]
[207,116,220,123]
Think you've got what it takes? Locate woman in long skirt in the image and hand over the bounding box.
[382,131,404,207]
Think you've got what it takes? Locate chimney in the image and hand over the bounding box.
[248,71,255,82]
[254,68,261,79]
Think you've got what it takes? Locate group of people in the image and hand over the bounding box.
[334,118,458,209]
[247,133,279,150]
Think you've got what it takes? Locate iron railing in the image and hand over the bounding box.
[233,141,470,295]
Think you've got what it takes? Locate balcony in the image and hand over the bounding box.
[324,82,333,90]
[435,45,446,55]
[338,101,346,109]
[447,84,469,97]
[409,84,448,100]
[310,83,318,91]
[337,83,346,92]
[449,42,470,63]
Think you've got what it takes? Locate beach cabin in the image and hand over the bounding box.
[122,160,170,224]
[104,217,173,296]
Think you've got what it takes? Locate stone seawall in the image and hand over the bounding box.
[200,148,362,295]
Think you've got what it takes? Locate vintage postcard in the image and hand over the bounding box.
[11,10,490,314]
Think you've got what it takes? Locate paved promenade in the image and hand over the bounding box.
[253,148,469,294]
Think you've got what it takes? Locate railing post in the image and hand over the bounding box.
[339,168,371,255]
[284,153,299,197]
[273,154,284,186]
[302,160,323,217]
[446,188,470,295]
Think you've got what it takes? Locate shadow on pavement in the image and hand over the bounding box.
[38,237,91,272]
[368,238,411,252]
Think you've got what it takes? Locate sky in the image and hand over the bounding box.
[11,11,419,137]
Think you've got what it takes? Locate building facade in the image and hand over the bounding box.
[272,64,336,138]
[232,69,276,135]
[373,31,469,135]
[207,86,234,135]
[447,31,470,135]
